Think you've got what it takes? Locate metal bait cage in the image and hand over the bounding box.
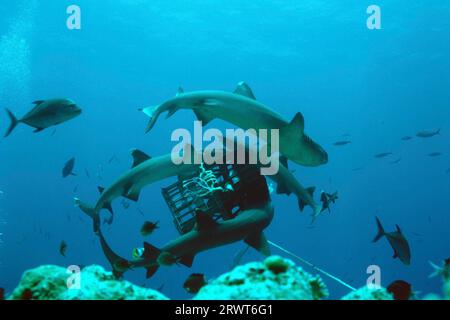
[162,163,270,235]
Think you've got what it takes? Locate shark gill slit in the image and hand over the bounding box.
[268,240,357,292]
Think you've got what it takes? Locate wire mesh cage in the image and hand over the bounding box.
[162,163,270,235]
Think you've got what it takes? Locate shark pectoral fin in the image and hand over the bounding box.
[179,254,195,267]
[245,232,271,257]
[195,210,218,231]
[276,183,291,196]
[234,81,256,100]
[298,199,306,212]
[130,149,152,168]
[279,155,289,169]
[123,189,140,202]
[103,202,114,215]
[193,109,215,126]
[146,265,159,279]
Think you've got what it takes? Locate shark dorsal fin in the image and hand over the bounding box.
[396,225,402,234]
[244,232,271,256]
[290,112,305,132]
[176,87,184,97]
[131,149,151,168]
[143,242,161,259]
[195,210,217,231]
[234,81,256,100]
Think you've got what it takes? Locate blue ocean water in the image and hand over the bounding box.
[0,1,449,299]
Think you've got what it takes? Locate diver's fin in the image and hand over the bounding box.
[4,108,19,138]
[131,149,151,168]
[146,265,159,279]
[276,183,291,196]
[33,100,45,105]
[373,217,385,242]
[193,109,215,126]
[176,86,184,96]
[179,254,195,268]
[98,186,105,194]
[143,242,161,260]
[244,232,271,256]
[234,81,256,100]
[195,210,217,231]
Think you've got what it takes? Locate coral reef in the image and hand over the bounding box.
[341,287,393,300]
[194,255,329,300]
[8,265,168,300]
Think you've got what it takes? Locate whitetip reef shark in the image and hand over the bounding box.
[139,82,328,167]
[92,205,274,278]
[75,147,200,232]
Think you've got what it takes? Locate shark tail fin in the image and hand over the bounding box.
[4,108,19,138]
[139,105,160,133]
[143,242,161,278]
[98,228,132,279]
[373,216,385,242]
[74,198,100,234]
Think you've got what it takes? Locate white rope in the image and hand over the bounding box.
[268,240,357,292]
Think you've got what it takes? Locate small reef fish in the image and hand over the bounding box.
[332,141,351,146]
[183,273,207,294]
[4,99,82,137]
[373,217,411,265]
[320,191,338,213]
[401,136,413,141]
[416,129,441,138]
[62,158,77,178]
[374,152,393,159]
[140,221,159,237]
[427,152,442,157]
[85,168,91,178]
[387,280,413,300]
[59,241,67,257]
[389,157,402,165]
